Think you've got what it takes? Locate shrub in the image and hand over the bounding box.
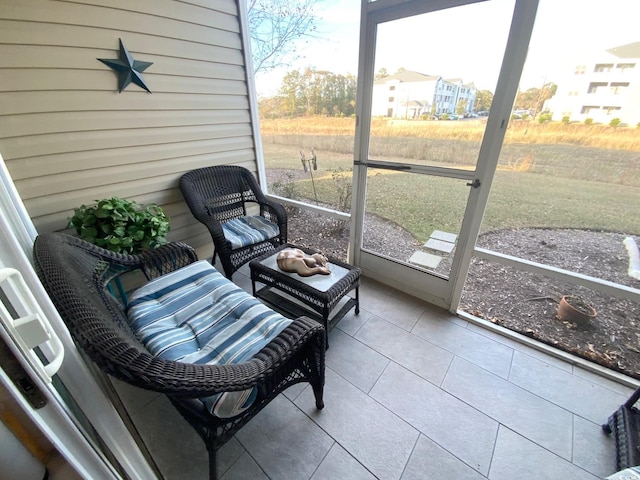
[609,117,622,127]
[584,118,594,125]
[507,154,535,172]
[561,116,571,124]
[68,197,170,254]
[270,172,298,200]
[330,167,353,213]
[537,113,552,124]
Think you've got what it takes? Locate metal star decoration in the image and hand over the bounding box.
[98,39,153,93]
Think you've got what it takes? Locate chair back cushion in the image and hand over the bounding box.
[221,215,280,249]
[126,260,291,417]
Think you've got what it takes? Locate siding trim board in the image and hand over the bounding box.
[2,1,241,44]
[68,0,239,31]
[16,146,257,197]
[1,92,250,115]
[0,109,251,138]
[1,70,248,95]
[0,21,244,65]
[2,123,254,159]
[7,136,254,180]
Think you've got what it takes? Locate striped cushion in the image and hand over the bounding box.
[222,215,280,249]
[126,260,292,418]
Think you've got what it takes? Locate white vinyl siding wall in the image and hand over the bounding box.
[0,0,258,258]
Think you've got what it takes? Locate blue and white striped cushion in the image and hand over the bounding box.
[221,215,280,249]
[126,260,292,418]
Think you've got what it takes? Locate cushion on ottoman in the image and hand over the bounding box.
[126,260,292,418]
[607,467,640,479]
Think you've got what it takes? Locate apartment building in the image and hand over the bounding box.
[546,41,640,125]
[372,69,477,119]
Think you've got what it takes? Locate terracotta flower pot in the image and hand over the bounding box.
[556,295,597,324]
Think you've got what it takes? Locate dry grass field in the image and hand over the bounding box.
[260,116,640,150]
[260,116,640,238]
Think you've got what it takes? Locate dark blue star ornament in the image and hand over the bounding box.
[98,39,153,93]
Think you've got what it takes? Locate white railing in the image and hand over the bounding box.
[474,247,640,303]
[268,192,640,305]
[266,193,351,222]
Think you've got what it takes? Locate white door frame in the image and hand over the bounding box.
[0,154,157,479]
[350,0,540,310]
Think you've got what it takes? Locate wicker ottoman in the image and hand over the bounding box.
[249,244,360,348]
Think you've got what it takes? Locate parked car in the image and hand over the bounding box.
[435,113,460,120]
[512,109,532,119]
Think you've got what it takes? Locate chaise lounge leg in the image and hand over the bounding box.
[208,445,218,480]
[313,383,325,410]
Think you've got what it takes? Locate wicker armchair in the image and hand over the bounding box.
[179,165,288,279]
[33,233,325,480]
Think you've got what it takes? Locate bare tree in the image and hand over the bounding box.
[247,0,321,74]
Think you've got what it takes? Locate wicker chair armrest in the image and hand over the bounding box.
[261,202,286,224]
[100,316,325,398]
[134,242,198,279]
[260,199,287,221]
[40,235,197,279]
[260,199,287,242]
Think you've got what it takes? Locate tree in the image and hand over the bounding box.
[456,98,468,116]
[514,82,557,114]
[375,68,389,80]
[257,96,284,118]
[277,67,357,116]
[247,0,322,74]
[514,87,539,111]
[279,69,305,115]
[475,90,494,112]
[536,82,557,115]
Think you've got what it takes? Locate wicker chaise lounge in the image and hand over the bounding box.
[33,232,325,480]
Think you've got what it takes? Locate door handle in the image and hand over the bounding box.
[466,179,481,188]
[0,268,64,384]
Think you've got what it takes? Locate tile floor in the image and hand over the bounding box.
[113,265,638,480]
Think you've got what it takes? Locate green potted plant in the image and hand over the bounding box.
[68,197,170,254]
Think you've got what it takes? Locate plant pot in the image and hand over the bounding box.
[557,295,597,325]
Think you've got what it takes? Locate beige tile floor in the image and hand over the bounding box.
[113,264,637,480]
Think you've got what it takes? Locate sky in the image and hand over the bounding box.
[253,0,640,98]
